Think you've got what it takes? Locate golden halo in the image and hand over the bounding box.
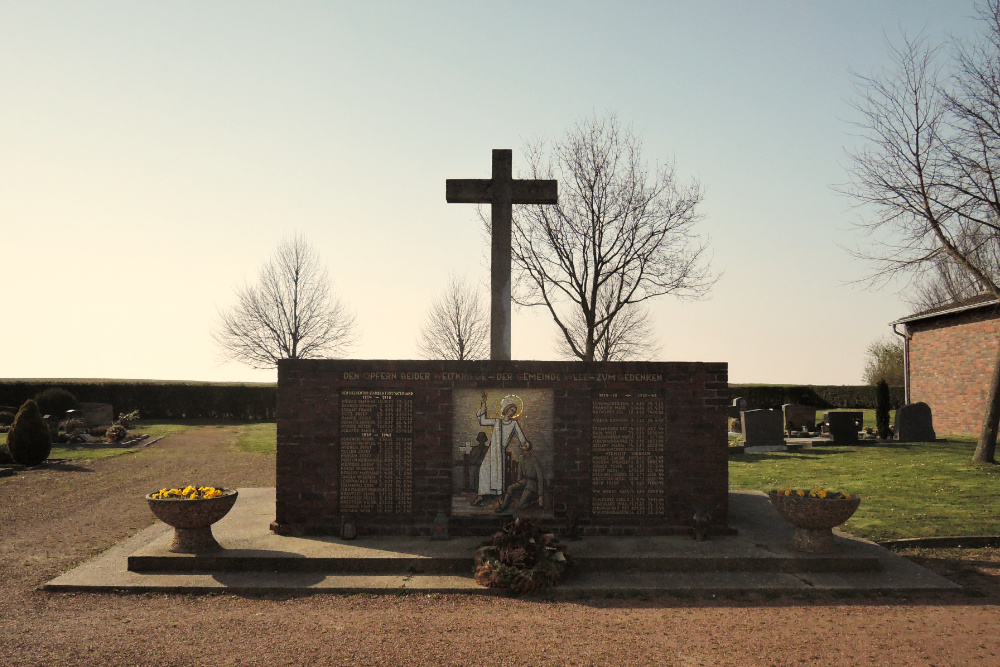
[494,394,524,420]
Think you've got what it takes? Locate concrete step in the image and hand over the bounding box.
[43,488,960,595]
[128,551,879,575]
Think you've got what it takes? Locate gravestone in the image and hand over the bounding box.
[740,409,785,450]
[894,402,936,442]
[825,411,862,444]
[77,402,114,427]
[782,403,815,433]
[729,397,747,420]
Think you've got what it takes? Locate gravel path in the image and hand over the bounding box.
[2,426,1000,666]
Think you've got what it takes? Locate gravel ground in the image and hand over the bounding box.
[2,426,1000,666]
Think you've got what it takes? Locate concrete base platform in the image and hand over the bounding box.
[43,488,958,595]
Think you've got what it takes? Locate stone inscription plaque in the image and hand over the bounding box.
[591,391,666,516]
[339,389,413,515]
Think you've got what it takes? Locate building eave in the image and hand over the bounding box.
[890,297,1000,325]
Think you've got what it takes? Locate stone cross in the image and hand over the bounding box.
[446,149,558,360]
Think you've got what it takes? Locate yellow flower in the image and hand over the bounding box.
[796,490,806,497]
[784,489,791,496]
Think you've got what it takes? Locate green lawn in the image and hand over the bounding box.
[234,422,277,454]
[2,421,203,462]
[730,438,1000,541]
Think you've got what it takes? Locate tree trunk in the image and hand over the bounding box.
[973,333,1000,464]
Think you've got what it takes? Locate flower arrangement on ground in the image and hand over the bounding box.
[771,488,852,499]
[473,517,570,593]
[150,486,225,500]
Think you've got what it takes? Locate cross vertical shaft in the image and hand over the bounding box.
[490,150,513,360]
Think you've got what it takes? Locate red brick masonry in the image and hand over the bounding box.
[273,359,728,537]
[909,309,1000,435]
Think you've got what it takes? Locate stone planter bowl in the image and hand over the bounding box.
[767,491,861,553]
[145,489,238,553]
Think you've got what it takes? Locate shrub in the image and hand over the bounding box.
[875,379,891,439]
[728,417,741,433]
[34,387,78,419]
[6,400,52,466]
[0,381,277,421]
[728,384,904,410]
[88,426,108,437]
[59,418,86,434]
[863,336,904,386]
[0,410,15,426]
[106,424,128,443]
[115,410,140,429]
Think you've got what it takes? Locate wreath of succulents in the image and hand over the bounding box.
[473,517,570,593]
[771,488,853,499]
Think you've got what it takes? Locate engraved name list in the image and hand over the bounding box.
[339,389,414,514]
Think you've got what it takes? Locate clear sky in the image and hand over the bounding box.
[0,1,982,385]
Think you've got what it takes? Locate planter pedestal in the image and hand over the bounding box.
[169,526,225,553]
[145,490,239,554]
[768,491,861,553]
[789,526,838,553]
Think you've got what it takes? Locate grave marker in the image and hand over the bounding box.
[782,403,816,433]
[825,411,862,444]
[740,409,785,450]
[895,402,936,442]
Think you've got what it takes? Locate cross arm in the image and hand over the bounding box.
[511,180,558,205]
[446,179,492,203]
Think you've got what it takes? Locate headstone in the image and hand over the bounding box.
[740,409,785,450]
[782,403,816,433]
[894,402,936,442]
[447,149,558,360]
[729,396,747,419]
[825,411,862,444]
[77,402,114,427]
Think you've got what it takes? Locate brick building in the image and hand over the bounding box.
[892,293,1000,435]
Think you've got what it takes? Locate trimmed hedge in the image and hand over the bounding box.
[728,385,905,410]
[0,382,276,421]
[0,381,898,420]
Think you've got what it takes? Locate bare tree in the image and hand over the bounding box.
[213,234,357,369]
[862,335,905,386]
[496,113,716,362]
[844,1,1000,462]
[903,222,1000,310]
[555,301,660,362]
[905,253,991,311]
[417,273,489,360]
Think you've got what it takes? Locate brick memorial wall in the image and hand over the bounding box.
[272,359,729,537]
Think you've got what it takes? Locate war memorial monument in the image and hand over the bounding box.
[270,149,730,538]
